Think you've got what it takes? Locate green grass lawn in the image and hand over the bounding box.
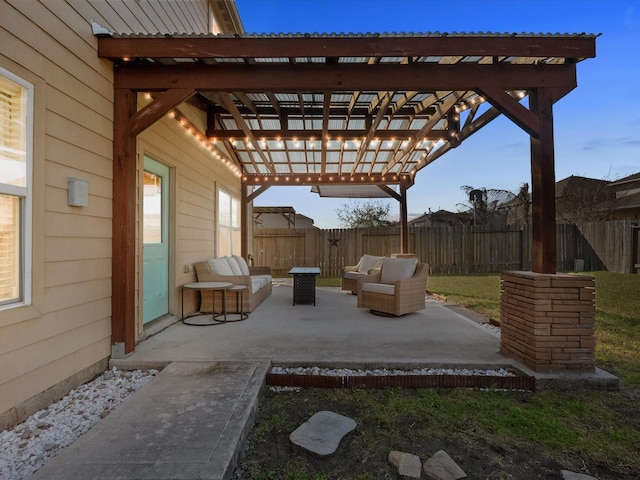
[427,271,640,387]
[241,272,640,479]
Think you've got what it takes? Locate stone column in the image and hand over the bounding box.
[500,271,595,372]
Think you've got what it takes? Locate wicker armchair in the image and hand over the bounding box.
[341,254,384,293]
[356,258,428,316]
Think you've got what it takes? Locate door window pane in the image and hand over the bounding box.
[143,171,163,244]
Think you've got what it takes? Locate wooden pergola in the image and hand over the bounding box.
[98,33,596,353]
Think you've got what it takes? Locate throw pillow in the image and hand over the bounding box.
[232,255,251,275]
[209,258,233,276]
[225,256,243,275]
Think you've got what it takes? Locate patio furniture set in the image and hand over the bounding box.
[182,254,428,323]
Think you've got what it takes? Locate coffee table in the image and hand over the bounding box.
[288,267,321,306]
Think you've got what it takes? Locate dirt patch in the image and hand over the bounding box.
[235,387,639,480]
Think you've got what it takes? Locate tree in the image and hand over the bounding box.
[555,176,615,223]
[457,183,531,226]
[336,200,394,228]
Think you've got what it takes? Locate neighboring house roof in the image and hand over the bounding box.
[253,206,316,228]
[613,192,640,211]
[608,172,640,187]
[555,175,610,197]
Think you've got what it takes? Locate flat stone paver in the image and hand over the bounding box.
[289,411,356,456]
[28,361,269,480]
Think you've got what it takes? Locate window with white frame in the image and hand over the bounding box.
[217,188,240,257]
[0,70,31,307]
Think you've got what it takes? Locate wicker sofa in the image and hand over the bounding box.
[194,256,272,313]
[356,257,428,316]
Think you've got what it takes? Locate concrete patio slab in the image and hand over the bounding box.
[111,283,508,371]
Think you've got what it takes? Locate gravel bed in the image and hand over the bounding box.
[270,366,516,377]
[0,368,157,480]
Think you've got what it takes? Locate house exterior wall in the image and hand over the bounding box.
[0,0,240,428]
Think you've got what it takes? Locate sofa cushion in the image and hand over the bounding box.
[250,277,263,294]
[251,274,272,288]
[361,282,395,295]
[358,254,384,273]
[233,255,251,275]
[209,258,233,276]
[344,271,368,280]
[380,257,418,285]
[225,256,243,275]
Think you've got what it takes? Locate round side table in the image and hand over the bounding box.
[182,281,232,326]
[216,284,249,322]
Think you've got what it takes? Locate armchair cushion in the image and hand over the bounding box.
[380,257,418,284]
[358,254,384,272]
[361,282,395,295]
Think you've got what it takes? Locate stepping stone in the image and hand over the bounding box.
[561,471,599,480]
[388,450,422,479]
[424,450,466,480]
[289,411,357,456]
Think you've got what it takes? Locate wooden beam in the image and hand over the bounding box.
[352,91,394,174]
[321,91,331,174]
[241,178,248,258]
[242,172,410,186]
[112,89,137,355]
[529,88,557,274]
[214,93,274,173]
[129,88,195,136]
[114,63,579,92]
[377,184,401,201]
[247,184,270,202]
[477,87,541,138]
[424,106,502,167]
[400,182,409,254]
[384,91,466,174]
[99,35,596,61]
[206,129,449,140]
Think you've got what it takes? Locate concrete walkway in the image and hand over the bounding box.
[28,283,616,479]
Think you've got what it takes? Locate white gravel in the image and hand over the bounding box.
[0,367,158,480]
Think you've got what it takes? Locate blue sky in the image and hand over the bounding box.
[236,0,640,228]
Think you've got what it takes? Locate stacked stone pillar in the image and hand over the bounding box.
[500,271,595,372]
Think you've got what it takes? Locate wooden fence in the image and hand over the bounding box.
[252,220,637,277]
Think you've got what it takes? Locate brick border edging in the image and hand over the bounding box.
[266,373,535,390]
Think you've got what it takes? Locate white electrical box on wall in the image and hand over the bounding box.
[68,177,89,207]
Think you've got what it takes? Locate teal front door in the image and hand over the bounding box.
[142,156,170,324]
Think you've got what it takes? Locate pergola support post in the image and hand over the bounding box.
[399,182,409,254]
[498,87,596,373]
[529,87,557,274]
[241,177,249,259]
[112,88,137,356]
